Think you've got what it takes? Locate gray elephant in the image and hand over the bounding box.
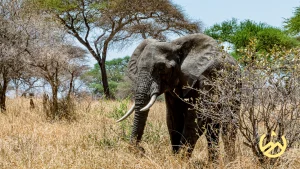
[117,33,241,162]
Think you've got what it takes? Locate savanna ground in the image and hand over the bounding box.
[0,98,299,169]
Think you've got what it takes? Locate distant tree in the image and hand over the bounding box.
[284,6,300,35]
[205,18,298,58]
[28,43,87,118]
[82,56,129,98]
[27,0,201,98]
[11,76,42,97]
[63,56,89,99]
[0,0,30,111]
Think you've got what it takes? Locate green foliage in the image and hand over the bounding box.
[29,0,79,12]
[109,99,132,140]
[27,0,103,32]
[205,18,298,56]
[109,99,130,120]
[143,121,165,144]
[85,133,117,149]
[204,18,239,42]
[82,56,130,97]
[106,56,130,82]
[231,20,266,50]
[256,27,299,50]
[284,7,300,35]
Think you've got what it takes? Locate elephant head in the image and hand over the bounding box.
[117,33,238,146]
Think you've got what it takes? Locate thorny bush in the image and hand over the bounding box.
[185,39,300,166]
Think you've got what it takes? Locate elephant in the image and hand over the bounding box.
[117,33,241,162]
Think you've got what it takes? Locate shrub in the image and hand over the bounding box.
[185,39,300,166]
[43,94,77,121]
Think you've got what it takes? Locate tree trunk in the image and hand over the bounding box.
[51,67,59,119]
[67,72,74,99]
[96,59,111,99]
[0,91,6,112]
[51,85,58,118]
[0,75,8,112]
[100,63,110,98]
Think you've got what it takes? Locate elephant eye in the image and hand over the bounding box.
[158,64,165,71]
[175,56,181,64]
[156,63,167,74]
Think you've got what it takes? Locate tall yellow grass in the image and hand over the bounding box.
[0,98,299,169]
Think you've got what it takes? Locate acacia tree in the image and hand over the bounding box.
[0,0,30,111]
[28,0,201,98]
[60,48,89,99]
[28,42,87,118]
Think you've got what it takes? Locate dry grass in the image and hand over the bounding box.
[0,98,299,169]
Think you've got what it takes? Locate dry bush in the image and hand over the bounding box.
[43,94,77,121]
[238,40,300,166]
[185,39,300,167]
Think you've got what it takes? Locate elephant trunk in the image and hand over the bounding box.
[130,72,159,144]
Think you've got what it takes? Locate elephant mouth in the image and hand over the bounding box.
[140,94,158,111]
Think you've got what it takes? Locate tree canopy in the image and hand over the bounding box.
[285,6,300,35]
[82,56,130,98]
[205,18,298,55]
[27,0,201,98]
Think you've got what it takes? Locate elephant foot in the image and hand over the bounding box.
[192,159,221,169]
[223,152,236,164]
[208,154,219,164]
[128,144,145,157]
[172,145,193,160]
[207,145,220,164]
[223,137,237,163]
[191,160,206,169]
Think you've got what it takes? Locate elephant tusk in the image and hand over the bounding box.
[140,94,157,111]
[116,103,135,123]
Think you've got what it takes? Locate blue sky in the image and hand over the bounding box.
[104,0,300,61]
[173,0,300,29]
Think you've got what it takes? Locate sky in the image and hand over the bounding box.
[103,0,300,61]
[174,0,300,29]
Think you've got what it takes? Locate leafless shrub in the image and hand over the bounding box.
[186,39,300,166]
[238,40,300,165]
[43,93,77,121]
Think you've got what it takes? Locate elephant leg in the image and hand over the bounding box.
[222,96,240,162]
[222,121,237,162]
[180,109,199,157]
[205,121,221,162]
[165,91,185,154]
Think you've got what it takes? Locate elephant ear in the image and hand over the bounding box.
[172,34,222,94]
[127,39,158,81]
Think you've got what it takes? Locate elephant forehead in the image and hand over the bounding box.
[146,42,175,52]
[139,46,171,62]
[186,51,214,66]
